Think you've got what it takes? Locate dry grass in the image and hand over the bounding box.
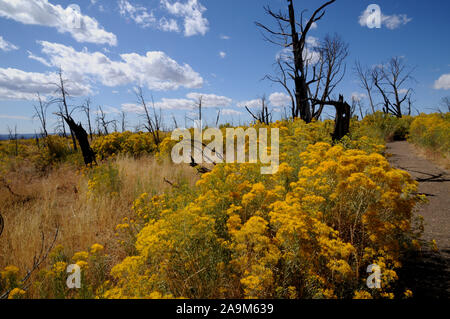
[410,144,450,171]
[0,156,198,271]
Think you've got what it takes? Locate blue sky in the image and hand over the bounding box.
[0,0,449,134]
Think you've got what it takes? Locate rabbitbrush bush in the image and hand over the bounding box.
[1,118,424,299]
[408,113,450,158]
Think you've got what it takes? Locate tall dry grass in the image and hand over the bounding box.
[0,156,198,271]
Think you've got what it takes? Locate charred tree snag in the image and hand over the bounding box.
[311,94,351,141]
[63,116,97,166]
[256,0,337,122]
[331,95,351,141]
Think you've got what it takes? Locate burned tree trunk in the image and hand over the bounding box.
[311,94,351,141]
[63,116,96,166]
[332,95,351,141]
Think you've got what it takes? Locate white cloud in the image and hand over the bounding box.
[159,17,179,32]
[123,92,232,113]
[359,7,412,30]
[0,0,117,45]
[0,67,91,100]
[97,106,121,114]
[220,35,230,40]
[186,93,232,107]
[434,74,450,90]
[121,103,143,113]
[269,92,291,107]
[382,14,412,30]
[118,0,156,28]
[221,109,242,116]
[161,0,209,36]
[351,92,366,101]
[0,35,18,51]
[219,51,226,59]
[276,40,321,65]
[306,36,319,48]
[30,41,203,91]
[27,50,52,66]
[155,98,194,110]
[237,98,262,109]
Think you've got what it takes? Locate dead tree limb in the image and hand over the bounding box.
[0,226,59,299]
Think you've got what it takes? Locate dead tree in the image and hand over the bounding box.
[311,95,351,141]
[264,58,296,118]
[372,57,415,118]
[256,0,337,122]
[54,69,77,150]
[120,111,127,132]
[33,93,49,138]
[310,34,349,119]
[351,96,365,120]
[60,115,96,166]
[82,98,94,139]
[0,226,59,299]
[354,61,376,114]
[55,103,68,137]
[96,106,113,135]
[195,95,203,124]
[245,95,272,125]
[215,109,221,127]
[441,96,450,113]
[7,126,18,156]
[136,87,162,147]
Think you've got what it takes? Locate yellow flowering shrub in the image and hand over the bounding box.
[408,113,450,158]
[1,116,427,299]
[101,118,422,299]
[33,244,110,299]
[92,131,158,160]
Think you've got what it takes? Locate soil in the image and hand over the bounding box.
[387,141,449,298]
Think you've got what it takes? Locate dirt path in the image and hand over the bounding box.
[387,141,449,298]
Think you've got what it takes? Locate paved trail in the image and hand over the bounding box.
[387,141,449,298]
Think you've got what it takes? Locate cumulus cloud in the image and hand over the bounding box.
[0,35,18,51]
[276,37,321,65]
[159,16,179,32]
[269,92,292,107]
[118,0,156,28]
[0,67,91,100]
[123,92,232,113]
[0,0,117,45]
[30,41,203,91]
[122,98,193,113]
[221,109,242,116]
[186,93,232,107]
[161,0,209,36]
[237,98,263,109]
[434,74,450,90]
[359,6,412,30]
[351,92,366,102]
